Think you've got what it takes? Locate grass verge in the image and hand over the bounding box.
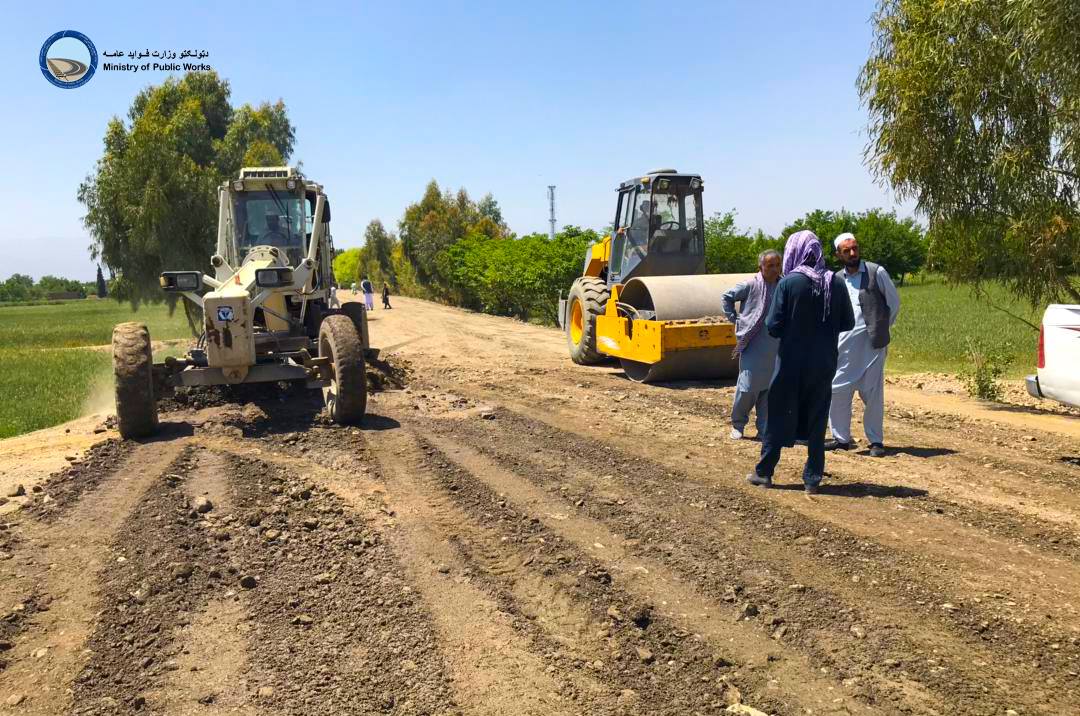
[0,299,192,349]
[0,348,112,438]
[0,299,195,438]
[889,276,1042,378]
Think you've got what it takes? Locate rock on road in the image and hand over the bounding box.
[0,294,1078,715]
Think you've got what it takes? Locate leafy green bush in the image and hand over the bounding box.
[782,208,927,284]
[958,338,1013,401]
[442,227,595,322]
[703,211,781,274]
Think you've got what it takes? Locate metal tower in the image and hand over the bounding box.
[547,185,556,241]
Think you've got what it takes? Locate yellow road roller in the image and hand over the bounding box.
[559,170,753,382]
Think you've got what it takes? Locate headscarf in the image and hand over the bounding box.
[733,271,776,356]
[783,230,833,319]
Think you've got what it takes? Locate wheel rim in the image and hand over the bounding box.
[569,298,584,345]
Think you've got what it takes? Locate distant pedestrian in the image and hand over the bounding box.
[360,277,374,311]
[721,249,782,440]
[747,231,855,494]
[826,233,901,458]
[381,283,392,309]
[351,281,357,294]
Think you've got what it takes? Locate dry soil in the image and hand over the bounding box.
[1,295,1078,715]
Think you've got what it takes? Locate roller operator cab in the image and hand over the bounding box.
[559,170,753,382]
[111,167,373,439]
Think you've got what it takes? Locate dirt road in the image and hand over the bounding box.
[1,295,1078,715]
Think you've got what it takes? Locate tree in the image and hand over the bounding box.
[398,180,507,296]
[96,265,108,298]
[704,211,780,274]
[0,274,34,302]
[37,275,86,297]
[332,248,362,287]
[363,219,396,286]
[780,210,856,255]
[477,193,504,226]
[859,0,1080,304]
[782,208,927,283]
[78,71,296,305]
[851,209,927,285]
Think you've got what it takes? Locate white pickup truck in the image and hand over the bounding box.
[1026,304,1080,409]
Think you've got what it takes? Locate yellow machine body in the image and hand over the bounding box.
[595,284,735,364]
[561,170,752,382]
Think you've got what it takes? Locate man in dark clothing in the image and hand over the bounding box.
[381,283,392,309]
[747,231,855,494]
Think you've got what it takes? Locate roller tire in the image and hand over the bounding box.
[566,277,611,365]
[319,314,367,425]
[112,322,158,439]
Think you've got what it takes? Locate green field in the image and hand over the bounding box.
[0,300,192,438]
[889,275,1042,377]
[0,299,192,349]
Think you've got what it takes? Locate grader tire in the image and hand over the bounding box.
[566,277,611,365]
[319,314,367,425]
[112,322,158,439]
[338,302,370,350]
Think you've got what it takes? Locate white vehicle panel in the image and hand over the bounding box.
[1028,304,1080,409]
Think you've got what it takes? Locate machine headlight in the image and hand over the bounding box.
[286,178,297,190]
[255,268,294,288]
[160,271,203,292]
[232,180,244,192]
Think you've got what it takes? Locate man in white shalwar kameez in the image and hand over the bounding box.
[825,233,900,458]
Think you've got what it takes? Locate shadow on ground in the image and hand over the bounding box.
[770,481,928,499]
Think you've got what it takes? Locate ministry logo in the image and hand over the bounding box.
[39,31,97,88]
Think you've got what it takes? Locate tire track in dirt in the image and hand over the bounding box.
[216,432,618,715]
[157,449,257,715]
[403,390,1079,715]
[226,424,859,714]
[1,439,188,714]
[208,450,457,715]
[462,376,1080,615]
[396,426,880,715]
[368,429,606,716]
[71,446,221,714]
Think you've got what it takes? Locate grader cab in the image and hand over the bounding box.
[112,167,370,438]
[560,170,752,382]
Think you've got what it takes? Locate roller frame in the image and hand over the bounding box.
[592,273,754,382]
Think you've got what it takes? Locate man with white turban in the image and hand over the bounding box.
[826,233,901,458]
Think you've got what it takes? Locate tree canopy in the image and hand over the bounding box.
[78,71,295,304]
[703,211,781,274]
[781,208,927,283]
[398,181,508,294]
[859,0,1080,304]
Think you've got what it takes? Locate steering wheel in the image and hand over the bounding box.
[659,220,682,231]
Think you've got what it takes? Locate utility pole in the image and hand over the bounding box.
[547,185,556,241]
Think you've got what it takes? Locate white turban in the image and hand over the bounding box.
[834,232,856,250]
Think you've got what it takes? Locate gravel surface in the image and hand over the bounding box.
[0,296,1077,715]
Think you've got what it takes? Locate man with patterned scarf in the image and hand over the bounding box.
[747,231,855,494]
[722,250,782,440]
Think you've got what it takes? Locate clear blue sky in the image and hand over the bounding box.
[1,0,907,281]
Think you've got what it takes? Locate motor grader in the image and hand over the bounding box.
[559,170,752,382]
[112,167,370,438]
